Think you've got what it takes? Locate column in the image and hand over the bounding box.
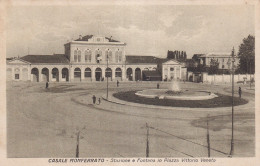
[179,66,182,80]
[132,68,135,81]
[59,68,62,82]
[112,67,115,81]
[167,66,170,81]
[140,69,142,81]
[70,67,74,82]
[81,67,84,82]
[39,67,42,82]
[91,67,95,81]
[122,67,126,81]
[174,67,177,80]
[49,68,52,82]
[28,66,31,81]
[102,67,105,81]
[19,66,22,81]
[162,66,165,81]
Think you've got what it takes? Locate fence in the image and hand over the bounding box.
[201,73,255,84]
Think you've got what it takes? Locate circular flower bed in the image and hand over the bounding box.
[113,90,248,108]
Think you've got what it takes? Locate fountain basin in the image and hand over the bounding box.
[135,89,218,100]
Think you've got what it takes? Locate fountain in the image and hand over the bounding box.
[165,80,182,95]
[135,80,218,100]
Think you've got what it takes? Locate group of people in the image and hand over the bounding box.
[92,95,101,105]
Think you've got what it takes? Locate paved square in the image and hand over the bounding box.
[7,81,255,157]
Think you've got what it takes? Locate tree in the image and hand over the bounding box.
[184,52,187,59]
[208,58,219,74]
[238,35,255,74]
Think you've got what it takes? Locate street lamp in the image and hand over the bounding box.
[106,50,109,99]
[230,47,235,156]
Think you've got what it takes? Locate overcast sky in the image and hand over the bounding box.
[6,5,254,58]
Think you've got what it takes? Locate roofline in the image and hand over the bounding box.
[126,63,158,65]
[7,57,31,64]
[70,41,126,45]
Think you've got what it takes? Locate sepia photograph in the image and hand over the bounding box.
[1,0,259,165]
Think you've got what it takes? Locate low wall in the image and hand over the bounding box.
[202,73,255,84]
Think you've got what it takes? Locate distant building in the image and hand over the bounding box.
[197,52,239,70]
[6,35,187,82]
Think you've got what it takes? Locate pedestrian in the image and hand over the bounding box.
[46,81,49,89]
[157,83,159,89]
[117,80,119,87]
[92,95,96,104]
[238,87,242,99]
[98,98,101,105]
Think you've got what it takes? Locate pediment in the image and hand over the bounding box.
[163,59,181,65]
[7,58,30,65]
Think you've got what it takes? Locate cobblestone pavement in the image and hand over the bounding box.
[7,81,255,157]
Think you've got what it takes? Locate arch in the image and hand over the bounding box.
[22,68,28,81]
[126,68,133,81]
[62,68,69,82]
[143,67,149,71]
[74,67,81,82]
[31,68,39,82]
[41,68,49,82]
[135,68,142,81]
[115,68,122,80]
[84,68,91,81]
[95,67,102,81]
[105,68,112,81]
[52,68,59,82]
[6,68,12,81]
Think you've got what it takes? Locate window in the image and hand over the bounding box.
[95,49,102,63]
[170,68,174,71]
[115,49,122,63]
[223,58,225,62]
[15,74,19,79]
[74,50,77,62]
[105,50,113,62]
[85,49,92,62]
[115,51,119,62]
[222,65,225,69]
[118,51,122,62]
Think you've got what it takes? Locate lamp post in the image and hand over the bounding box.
[229,47,235,156]
[106,51,109,99]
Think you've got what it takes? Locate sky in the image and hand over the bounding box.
[6,5,255,59]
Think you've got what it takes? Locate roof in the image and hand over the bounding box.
[200,52,232,58]
[126,55,166,64]
[75,35,119,42]
[20,54,69,64]
[142,70,162,77]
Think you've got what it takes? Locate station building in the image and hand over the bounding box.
[6,35,187,82]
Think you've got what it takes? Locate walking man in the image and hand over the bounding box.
[238,87,242,99]
[157,83,160,89]
[98,98,101,105]
[117,80,119,87]
[92,95,96,104]
[46,81,49,89]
